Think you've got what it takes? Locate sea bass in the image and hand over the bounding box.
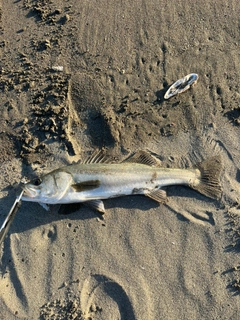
[22,151,222,213]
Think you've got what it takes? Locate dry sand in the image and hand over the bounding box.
[1,0,240,319]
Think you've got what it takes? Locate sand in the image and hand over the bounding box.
[0,0,240,319]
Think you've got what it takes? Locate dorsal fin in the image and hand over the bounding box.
[123,151,161,167]
[84,149,113,164]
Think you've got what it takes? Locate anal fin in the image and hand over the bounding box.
[145,189,167,203]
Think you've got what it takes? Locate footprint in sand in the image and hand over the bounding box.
[41,225,57,242]
[80,274,136,320]
[67,72,118,152]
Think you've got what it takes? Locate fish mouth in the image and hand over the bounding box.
[21,184,39,198]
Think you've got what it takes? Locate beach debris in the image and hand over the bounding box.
[164,73,198,99]
[0,190,24,246]
[51,66,64,72]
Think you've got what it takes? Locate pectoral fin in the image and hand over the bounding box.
[145,189,167,203]
[39,202,50,211]
[85,200,106,214]
[72,180,100,192]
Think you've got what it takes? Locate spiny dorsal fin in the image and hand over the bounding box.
[145,189,167,203]
[72,180,100,192]
[84,149,113,164]
[123,151,161,167]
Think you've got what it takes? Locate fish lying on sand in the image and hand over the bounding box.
[22,151,222,213]
[164,73,198,99]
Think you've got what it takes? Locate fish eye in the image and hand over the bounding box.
[33,178,42,186]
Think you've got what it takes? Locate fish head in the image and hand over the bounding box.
[22,171,73,204]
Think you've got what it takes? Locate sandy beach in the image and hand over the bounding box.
[1,0,240,319]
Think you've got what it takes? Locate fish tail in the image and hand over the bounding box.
[192,156,222,199]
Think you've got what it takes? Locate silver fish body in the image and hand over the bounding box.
[22,151,222,213]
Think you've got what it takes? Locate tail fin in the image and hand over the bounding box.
[192,156,222,199]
